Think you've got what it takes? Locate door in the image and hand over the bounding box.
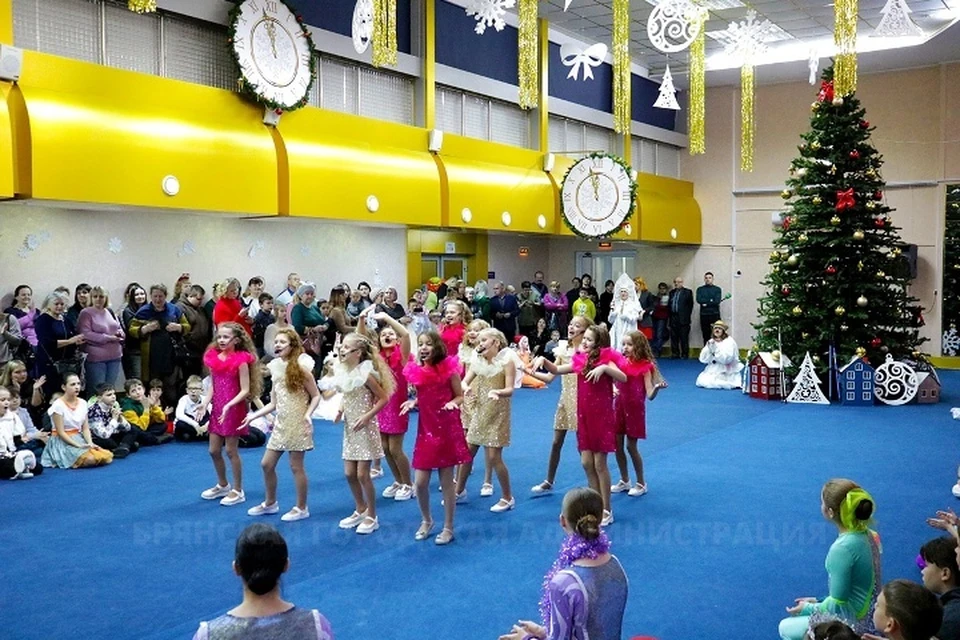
[420,254,469,286]
[575,250,637,285]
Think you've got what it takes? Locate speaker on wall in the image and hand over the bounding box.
[0,45,23,82]
[427,129,443,153]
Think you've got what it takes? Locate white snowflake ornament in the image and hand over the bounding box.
[37,230,51,243]
[943,327,960,357]
[178,240,196,258]
[24,234,39,251]
[108,237,124,254]
[465,0,515,35]
[17,246,30,259]
[248,240,266,258]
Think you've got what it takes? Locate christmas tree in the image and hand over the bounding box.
[753,65,925,372]
[943,186,960,355]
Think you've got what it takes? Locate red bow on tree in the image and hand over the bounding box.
[836,188,855,211]
[818,80,834,103]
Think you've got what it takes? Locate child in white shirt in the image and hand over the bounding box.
[0,387,40,479]
[174,375,210,442]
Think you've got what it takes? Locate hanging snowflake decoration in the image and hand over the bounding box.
[874,354,919,405]
[38,230,51,243]
[23,234,39,251]
[653,65,681,110]
[710,9,779,62]
[177,240,196,258]
[943,327,960,356]
[465,0,515,35]
[874,0,922,38]
[108,237,124,254]
[808,49,820,85]
[647,0,706,54]
[17,246,30,259]
[248,240,266,258]
[300,245,311,257]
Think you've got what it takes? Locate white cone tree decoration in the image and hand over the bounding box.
[875,0,922,37]
[653,66,681,110]
[786,352,830,404]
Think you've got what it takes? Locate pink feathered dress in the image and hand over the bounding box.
[403,356,471,470]
[572,348,619,454]
[203,348,256,438]
[614,358,654,439]
[440,323,466,363]
[378,346,410,435]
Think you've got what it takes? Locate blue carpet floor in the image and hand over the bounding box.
[2,360,958,640]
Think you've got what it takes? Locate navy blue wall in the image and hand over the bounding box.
[286,0,413,55]
[633,74,677,130]
[435,0,518,87]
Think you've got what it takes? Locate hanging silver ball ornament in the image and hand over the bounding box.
[832,96,844,106]
[853,230,865,241]
[787,254,799,267]
[835,306,846,316]
[880,345,889,354]
[857,295,868,307]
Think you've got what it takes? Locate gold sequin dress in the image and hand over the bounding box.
[333,360,385,461]
[266,353,315,452]
[553,342,578,432]
[458,344,476,433]
[464,348,514,448]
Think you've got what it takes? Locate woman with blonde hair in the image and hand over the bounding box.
[214,278,253,335]
[77,286,125,391]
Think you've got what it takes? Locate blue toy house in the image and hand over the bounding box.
[838,357,875,406]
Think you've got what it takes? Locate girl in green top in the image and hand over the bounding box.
[779,478,883,640]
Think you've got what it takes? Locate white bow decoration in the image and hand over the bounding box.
[560,42,608,81]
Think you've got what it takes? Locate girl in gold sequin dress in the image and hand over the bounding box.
[457,319,492,493]
[332,334,394,535]
[243,329,320,522]
[529,316,593,496]
[456,328,517,513]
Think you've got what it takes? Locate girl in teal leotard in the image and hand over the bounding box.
[779,479,882,640]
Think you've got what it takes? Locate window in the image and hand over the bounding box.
[437,85,531,148]
[846,392,855,401]
[548,116,615,157]
[846,381,855,390]
[862,392,872,401]
[863,371,872,380]
[846,371,854,380]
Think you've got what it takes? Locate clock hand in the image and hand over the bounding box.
[263,10,278,58]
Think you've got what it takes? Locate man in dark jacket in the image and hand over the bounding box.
[668,277,693,359]
[920,536,960,640]
[489,281,520,343]
[696,272,723,345]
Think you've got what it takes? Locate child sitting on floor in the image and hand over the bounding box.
[87,383,138,458]
[120,378,173,446]
[175,375,211,442]
[0,386,41,478]
[7,386,47,458]
[866,579,943,640]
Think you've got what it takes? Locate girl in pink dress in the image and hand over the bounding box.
[199,322,259,507]
[440,300,471,362]
[611,331,667,499]
[537,325,624,526]
[401,330,470,545]
[359,307,413,502]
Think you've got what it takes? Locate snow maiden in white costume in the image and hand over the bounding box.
[696,320,743,390]
[608,273,641,354]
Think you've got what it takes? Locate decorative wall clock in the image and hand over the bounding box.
[560,153,637,238]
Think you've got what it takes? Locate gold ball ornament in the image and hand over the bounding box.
[798,233,808,242]
[832,96,844,106]
[876,271,885,279]
[857,295,868,307]
[769,251,780,262]
[787,255,799,266]
[835,305,846,316]
[772,350,782,360]
[802,332,810,339]
[811,141,821,150]
[857,261,864,271]
[781,189,792,199]
[796,168,807,177]
[866,201,878,210]
[812,355,820,363]
[830,215,841,225]
[792,306,803,316]
[828,165,837,175]
[866,168,877,178]
[892,246,902,256]
[855,347,867,357]
[812,195,822,205]
[811,102,820,111]
[853,230,865,241]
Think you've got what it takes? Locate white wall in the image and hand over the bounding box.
[0,204,408,307]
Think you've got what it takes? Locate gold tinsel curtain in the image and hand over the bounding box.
[834,0,858,95]
[373,0,398,68]
[518,0,538,110]
[740,63,755,172]
[128,0,156,13]
[612,0,630,134]
[688,12,706,155]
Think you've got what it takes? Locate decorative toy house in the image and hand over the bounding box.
[915,371,941,404]
[748,352,792,400]
[837,357,875,406]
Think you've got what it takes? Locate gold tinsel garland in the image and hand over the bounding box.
[127,0,156,13]
[688,12,706,155]
[372,0,398,68]
[740,63,755,172]
[612,0,631,134]
[834,0,858,95]
[517,0,538,110]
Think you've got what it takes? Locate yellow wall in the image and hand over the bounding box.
[0,0,11,45]
[681,63,960,354]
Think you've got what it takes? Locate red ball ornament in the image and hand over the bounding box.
[825,265,837,275]
[871,337,882,348]
[781,286,791,295]
[860,120,870,129]
[874,217,885,228]
[782,216,792,231]
[849,150,860,159]
[874,191,883,200]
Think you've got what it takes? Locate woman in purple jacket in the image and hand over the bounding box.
[77,286,125,391]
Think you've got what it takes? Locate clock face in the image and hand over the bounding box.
[352,0,374,54]
[560,155,635,238]
[232,0,313,109]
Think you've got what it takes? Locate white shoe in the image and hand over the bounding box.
[281,507,310,522]
[479,483,494,497]
[201,484,231,500]
[356,516,379,534]
[531,481,553,495]
[441,490,468,507]
[628,483,648,497]
[394,485,413,501]
[601,509,614,526]
[953,483,960,499]
[247,502,280,516]
[611,480,631,494]
[17,471,34,480]
[490,497,515,513]
[382,482,400,498]
[220,490,246,506]
[370,468,384,479]
[339,510,367,529]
